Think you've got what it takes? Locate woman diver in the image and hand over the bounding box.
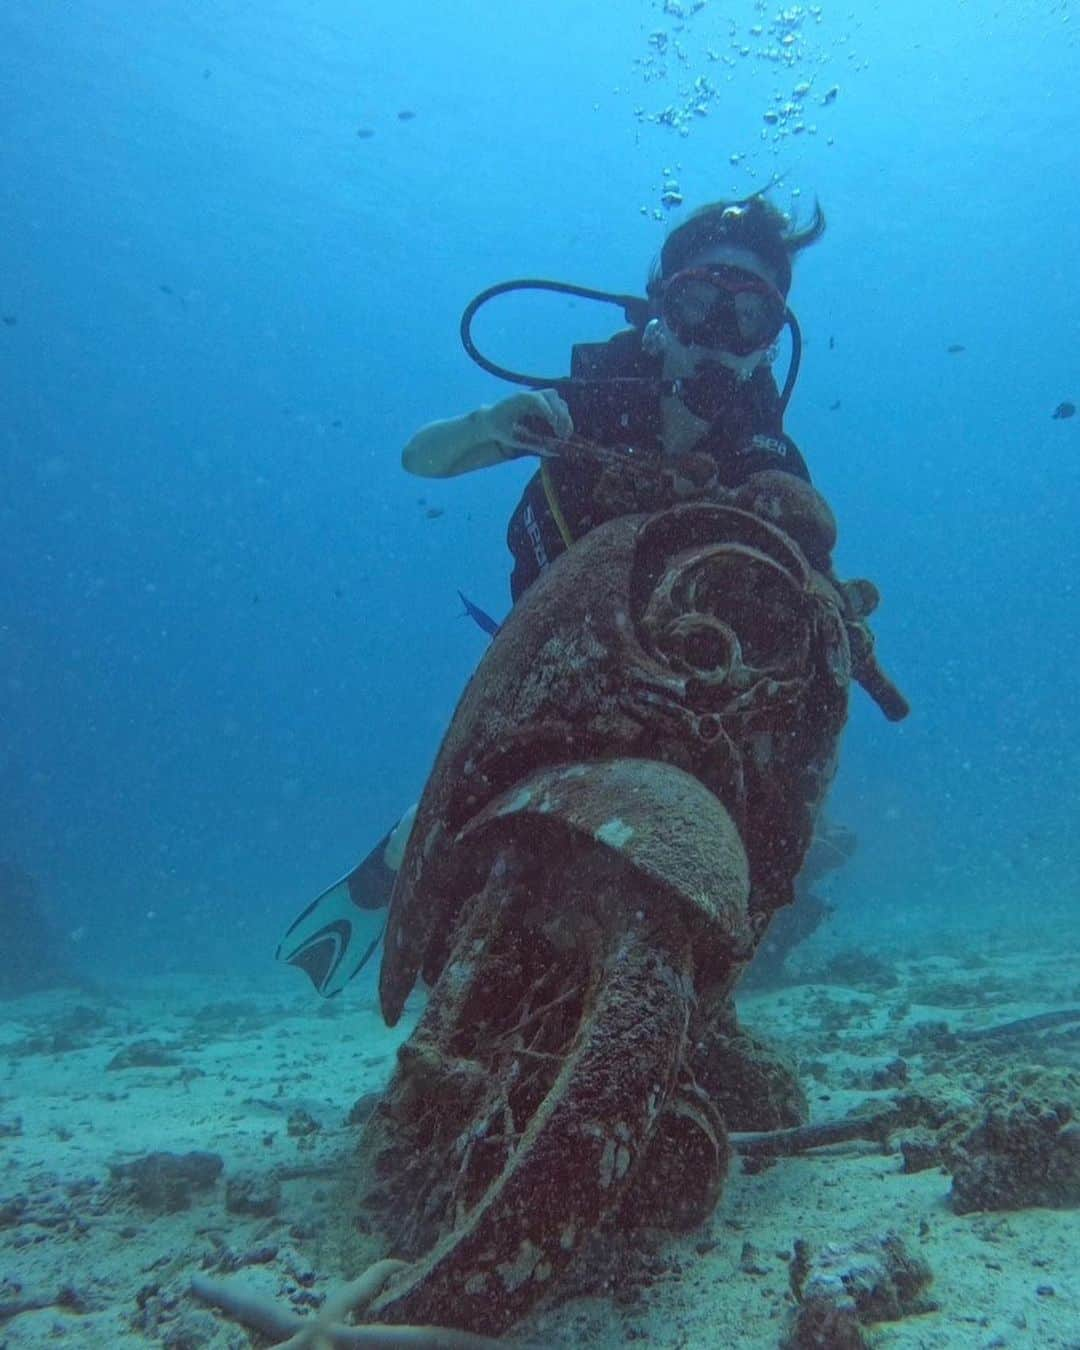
[402,193,826,600]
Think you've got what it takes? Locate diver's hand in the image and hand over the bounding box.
[402,390,573,478]
[481,389,574,458]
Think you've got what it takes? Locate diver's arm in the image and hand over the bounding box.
[401,408,509,478]
[402,389,573,478]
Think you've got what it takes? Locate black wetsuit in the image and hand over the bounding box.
[506,330,810,602]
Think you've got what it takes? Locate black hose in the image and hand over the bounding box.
[778,309,801,414]
[459,279,650,388]
[459,279,802,415]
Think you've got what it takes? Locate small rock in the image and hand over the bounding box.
[160,1308,223,1349]
[109,1151,223,1213]
[901,1020,959,1055]
[898,1128,942,1174]
[286,1108,321,1139]
[782,1231,934,1349]
[56,1284,94,1313]
[0,1195,28,1228]
[949,1099,1080,1213]
[225,1169,281,1218]
[870,1057,909,1090]
[107,1038,183,1070]
[738,1240,770,1276]
[785,1293,869,1348]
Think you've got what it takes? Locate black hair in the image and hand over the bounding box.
[649,193,826,299]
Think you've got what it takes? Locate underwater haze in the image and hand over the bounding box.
[1,2,1079,1346]
[3,0,1078,974]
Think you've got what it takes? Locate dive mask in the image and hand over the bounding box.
[458,274,801,417]
[661,264,788,356]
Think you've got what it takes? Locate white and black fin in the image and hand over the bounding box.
[276,831,395,998]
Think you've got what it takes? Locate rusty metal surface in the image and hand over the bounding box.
[359,497,854,1335]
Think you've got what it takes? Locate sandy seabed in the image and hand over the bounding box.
[0,926,1077,1349]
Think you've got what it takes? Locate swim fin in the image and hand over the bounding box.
[276,806,417,998]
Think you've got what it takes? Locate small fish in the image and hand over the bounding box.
[356,126,375,139]
[828,399,841,412]
[425,506,444,519]
[946,343,965,354]
[458,591,500,638]
[1,314,16,327]
[397,109,417,122]
[828,335,835,350]
[1052,401,1075,420]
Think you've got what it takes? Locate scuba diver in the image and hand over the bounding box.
[278,193,907,997]
[403,193,823,600]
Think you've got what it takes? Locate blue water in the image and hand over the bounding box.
[2,0,1077,981]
